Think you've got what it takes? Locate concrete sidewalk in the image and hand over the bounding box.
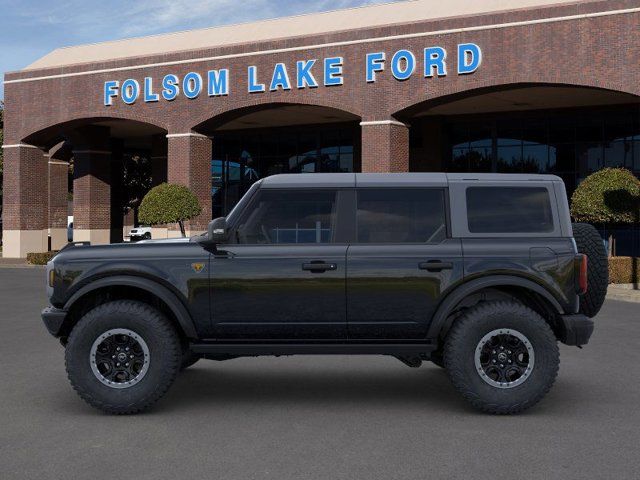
[607,284,640,303]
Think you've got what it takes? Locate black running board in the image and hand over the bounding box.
[190,342,436,356]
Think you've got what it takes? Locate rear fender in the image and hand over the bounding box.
[426,275,564,340]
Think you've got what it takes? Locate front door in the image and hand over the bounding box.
[347,188,464,339]
[210,188,348,340]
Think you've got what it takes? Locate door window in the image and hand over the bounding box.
[356,189,447,243]
[236,189,338,244]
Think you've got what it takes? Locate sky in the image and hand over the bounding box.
[0,0,402,100]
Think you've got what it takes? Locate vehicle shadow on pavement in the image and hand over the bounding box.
[158,361,468,413]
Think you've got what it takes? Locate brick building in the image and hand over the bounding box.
[2,0,640,257]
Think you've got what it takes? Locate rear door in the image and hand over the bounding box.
[346,187,464,339]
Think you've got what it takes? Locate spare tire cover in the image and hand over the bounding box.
[572,223,608,318]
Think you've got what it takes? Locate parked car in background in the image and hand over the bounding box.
[67,216,73,243]
[128,226,152,242]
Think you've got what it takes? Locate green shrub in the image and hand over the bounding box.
[27,251,58,265]
[608,256,640,284]
[571,168,640,224]
[138,183,202,237]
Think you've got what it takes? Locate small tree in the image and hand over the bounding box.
[571,168,640,256]
[138,183,202,237]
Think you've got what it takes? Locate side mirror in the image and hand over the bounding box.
[207,217,227,244]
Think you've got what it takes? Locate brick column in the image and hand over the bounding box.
[48,159,69,251]
[72,149,112,244]
[166,132,212,236]
[150,134,168,187]
[48,142,71,250]
[69,126,113,245]
[360,120,410,173]
[2,144,49,258]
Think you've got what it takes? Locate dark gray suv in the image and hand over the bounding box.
[42,173,607,414]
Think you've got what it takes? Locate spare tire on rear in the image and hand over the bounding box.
[572,223,608,318]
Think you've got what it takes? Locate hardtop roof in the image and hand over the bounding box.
[260,172,562,188]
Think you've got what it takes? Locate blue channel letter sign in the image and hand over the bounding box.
[104,43,482,106]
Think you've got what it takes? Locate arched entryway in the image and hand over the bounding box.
[8,117,167,254]
[193,103,361,217]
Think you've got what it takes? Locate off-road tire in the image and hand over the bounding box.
[65,300,181,414]
[572,223,608,318]
[444,300,559,414]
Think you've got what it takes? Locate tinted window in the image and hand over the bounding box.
[356,189,447,243]
[237,189,337,244]
[466,187,554,233]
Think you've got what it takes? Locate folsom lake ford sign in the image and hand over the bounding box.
[103,43,482,106]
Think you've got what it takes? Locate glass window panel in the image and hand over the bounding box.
[469,147,492,172]
[466,187,554,233]
[522,121,548,145]
[357,189,446,243]
[497,120,522,146]
[339,153,354,172]
[237,189,337,244]
[552,144,575,172]
[522,145,550,173]
[450,148,469,172]
[577,143,603,174]
[604,140,633,168]
[604,112,635,141]
[497,146,523,172]
[549,118,575,144]
[449,124,470,146]
[575,117,603,142]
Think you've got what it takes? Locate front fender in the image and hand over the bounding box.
[63,275,198,339]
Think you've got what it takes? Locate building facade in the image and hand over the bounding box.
[2,0,640,257]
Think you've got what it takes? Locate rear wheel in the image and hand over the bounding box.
[65,300,181,414]
[572,223,608,318]
[444,300,559,414]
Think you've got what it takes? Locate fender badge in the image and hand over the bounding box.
[191,263,206,273]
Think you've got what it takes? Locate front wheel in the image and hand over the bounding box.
[444,300,559,414]
[65,300,181,414]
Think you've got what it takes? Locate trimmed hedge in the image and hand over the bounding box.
[608,256,640,284]
[27,251,58,265]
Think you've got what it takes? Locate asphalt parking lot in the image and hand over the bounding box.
[1,268,639,480]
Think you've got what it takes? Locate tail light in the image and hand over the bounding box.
[576,254,588,294]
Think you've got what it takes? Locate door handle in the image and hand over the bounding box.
[418,261,453,272]
[302,262,337,273]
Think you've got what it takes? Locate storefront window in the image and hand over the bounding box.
[211,123,358,217]
[440,105,640,197]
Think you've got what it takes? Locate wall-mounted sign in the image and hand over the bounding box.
[103,43,481,106]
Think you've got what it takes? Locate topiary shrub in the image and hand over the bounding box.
[138,183,202,237]
[571,168,640,256]
[27,251,58,265]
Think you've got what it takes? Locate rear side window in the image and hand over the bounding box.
[356,188,447,243]
[466,187,554,233]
